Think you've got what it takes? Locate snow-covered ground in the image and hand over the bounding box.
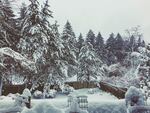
[0,88,128,113]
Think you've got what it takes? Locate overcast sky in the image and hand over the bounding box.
[14,0,150,42]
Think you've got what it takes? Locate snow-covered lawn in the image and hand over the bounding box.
[0,88,127,113]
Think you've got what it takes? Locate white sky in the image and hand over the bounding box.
[14,0,150,42]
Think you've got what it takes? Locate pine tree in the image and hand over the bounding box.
[141,40,146,47]
[105,33,117,65]
[106,33,115,51]
[86,30,95,46]
[129,35,136,52]
[95,32,104,50]
[61,21,77,78]
[114,33,124,50]
[78,42,103,82]
[62,21,77,56]
[114,33,126,62]
[76,33,84,59]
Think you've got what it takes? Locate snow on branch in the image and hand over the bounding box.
[0,47,36,71]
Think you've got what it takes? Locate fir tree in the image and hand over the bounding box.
[61,21,77,77]
[114,33,126,62]
[129,35,136,52]
[78,42,103,82]
[76,33,84,59]
[114,33,124,50]
[106,33,115,51]
[95,32,104,50]
[86,30,95,46]
[105,33,117,65]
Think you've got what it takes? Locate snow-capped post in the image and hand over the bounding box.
[22,88,32,108]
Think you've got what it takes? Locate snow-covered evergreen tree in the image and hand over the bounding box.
[105,33,117,65]
[76,33,84,59]
[95,32,104,50]
[114,33,126,62]
[86,30,95,47]
[61,21,77,78]
[95,32,105,60]
[78,42,103,82]
[18,0,69,86]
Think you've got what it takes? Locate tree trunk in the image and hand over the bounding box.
[0,76,3,96]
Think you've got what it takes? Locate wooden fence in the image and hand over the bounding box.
[2,81,127,99]
[2,84,60,96]
[65,81,97,89]
[100,81,127,99]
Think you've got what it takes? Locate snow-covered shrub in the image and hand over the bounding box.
[33,90,43,99]
[88,88,96,94]
[22,88,31,98]
[45,89,57,98]
[125,86,145,107]
[21,102,64,113]
[61,84,74,95]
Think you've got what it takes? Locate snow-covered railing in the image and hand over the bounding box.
[68,95,88,110]
[66,96,88,113]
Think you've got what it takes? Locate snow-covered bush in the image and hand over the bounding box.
[33,90,43,99]
[22,88,31,98]
[61,84,74,95]
[45,89,57,98]
[125,86,145,107]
